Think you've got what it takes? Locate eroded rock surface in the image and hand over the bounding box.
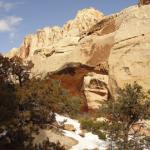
[83,72,108,109]
[139,0,150,5]
[6,4,150,108]
[108,5,150,94]
[33,129,78,149]
[7,8,103,59]
[63,124,76,132]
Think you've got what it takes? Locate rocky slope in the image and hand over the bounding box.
[6,4,150,108]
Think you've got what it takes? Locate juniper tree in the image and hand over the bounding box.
[0,55,65,150]
[100,82,150,150]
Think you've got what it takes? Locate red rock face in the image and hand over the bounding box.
[49,64,109,111]
[49,65,95,112]
[50,65,96,97]
[140,0,150,5]
[19,45,30,59]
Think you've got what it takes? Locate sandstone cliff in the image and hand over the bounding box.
[108,5,150,95]
[7,8,103,59]
[7,4,150,108]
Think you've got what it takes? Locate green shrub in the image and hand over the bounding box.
[80,119,94,131]
[0,55,68,150]
[99,82,150,150]
[144,136,150,142]
[95,130,106,140]
[16,78,82,118]
[80,119,107,140]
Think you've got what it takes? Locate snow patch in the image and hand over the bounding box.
[55,114,109,150]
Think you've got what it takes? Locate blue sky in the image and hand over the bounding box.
[0,0,137,53]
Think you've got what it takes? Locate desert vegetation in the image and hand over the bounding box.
[80,82,150,150]
[0,54,150,150]
[0,55,82,150]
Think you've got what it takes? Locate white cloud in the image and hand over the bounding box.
[0,1,14,11]
[0,16,23,32]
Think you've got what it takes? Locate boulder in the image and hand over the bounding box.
[79,129,88,137]
[79,131,85,137]
[130,120,150,136]
[33,129,78,149]
[63,124,76,132]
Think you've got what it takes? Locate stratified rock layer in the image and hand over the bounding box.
[8,8,103,59]
[83,72,108,109]
[6,4,150,108]
[108,5,150,94]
